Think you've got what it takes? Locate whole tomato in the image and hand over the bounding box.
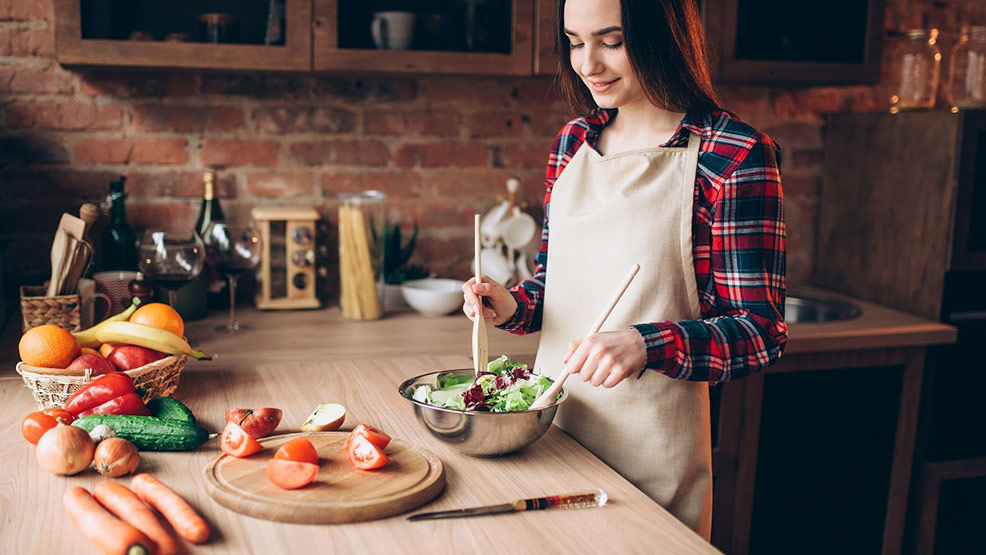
[42,408,75,424]
[22,412,59,445]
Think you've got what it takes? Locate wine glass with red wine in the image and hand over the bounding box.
[201,221,262,334]
[138,230,205,309]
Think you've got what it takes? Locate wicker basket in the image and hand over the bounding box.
[20,285,81,333]
[15,354,187,410]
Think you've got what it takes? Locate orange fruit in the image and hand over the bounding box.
[80,347,101,357]
[129,303,184,336]
[19,325,81,368]
[99,343,118,358]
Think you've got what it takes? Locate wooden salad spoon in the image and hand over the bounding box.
[529,263,641,410]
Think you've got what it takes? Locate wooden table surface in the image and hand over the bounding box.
[0,307,719,555]
[0,288,956,554]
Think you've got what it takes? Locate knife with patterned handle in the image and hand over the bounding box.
[407,490,607,521]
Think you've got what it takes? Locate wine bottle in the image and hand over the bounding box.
[100,176,137,271]
[195,171,225,235]
[196,171,229,309]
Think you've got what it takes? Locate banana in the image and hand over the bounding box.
[94,321,212,360]
[73,297,143,348]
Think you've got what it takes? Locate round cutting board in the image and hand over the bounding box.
[203,431,445,524]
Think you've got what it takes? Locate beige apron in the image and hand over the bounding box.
[535,131,713,539]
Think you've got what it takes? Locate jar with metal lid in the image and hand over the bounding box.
[890,29,941,113]
[947,25,986,110]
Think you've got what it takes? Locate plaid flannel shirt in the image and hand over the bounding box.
[498,108,787,383]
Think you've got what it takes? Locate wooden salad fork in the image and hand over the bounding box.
[472,214,489,376]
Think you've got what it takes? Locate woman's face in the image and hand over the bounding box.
[564,0,643,110]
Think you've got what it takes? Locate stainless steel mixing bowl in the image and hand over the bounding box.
[398,368,568,457]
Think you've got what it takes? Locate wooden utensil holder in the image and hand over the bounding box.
[19,285,81,333]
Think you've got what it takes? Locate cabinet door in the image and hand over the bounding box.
[55,0,312,71]
[534,0,557,75]
[313,0,534,75]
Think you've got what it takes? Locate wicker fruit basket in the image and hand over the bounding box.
[15,354,187,410]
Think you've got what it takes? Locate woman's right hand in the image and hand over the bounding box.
[462,276,517,326]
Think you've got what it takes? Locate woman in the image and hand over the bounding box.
[463,0,786,539]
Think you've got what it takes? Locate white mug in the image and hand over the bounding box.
[78,278,112,327]
[371,11,415,50]
[474,247,514,287]
[498,211,538,250]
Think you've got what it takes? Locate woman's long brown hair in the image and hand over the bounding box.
[556,0,721,115]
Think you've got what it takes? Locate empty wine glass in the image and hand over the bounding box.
[138,230,205,308]
[201,221,262,334]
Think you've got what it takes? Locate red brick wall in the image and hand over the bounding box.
[1,0,984,304]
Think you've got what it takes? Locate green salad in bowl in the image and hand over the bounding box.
[410,356,554,412]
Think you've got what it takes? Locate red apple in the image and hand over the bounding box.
[107,345,165,371]
[225,408,282,439]
[66,353,116,376]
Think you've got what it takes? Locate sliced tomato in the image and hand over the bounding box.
[21,412,59,445]
[266,459,319,489]
[347,434,390,470]
[41,408,75,424]
[342,424,391,452]
[274,437,318,465]
[220,421,263,458]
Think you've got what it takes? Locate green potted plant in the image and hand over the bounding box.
[373,222,429,311]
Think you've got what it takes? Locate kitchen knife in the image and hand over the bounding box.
[407,490,606,521]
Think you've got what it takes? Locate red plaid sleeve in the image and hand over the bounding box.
[631,120,787,382]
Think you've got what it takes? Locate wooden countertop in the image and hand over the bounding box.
[0,288,955,554]
[0,315,719,554]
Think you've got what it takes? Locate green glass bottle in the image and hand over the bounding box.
[196,171,228,309]
[101,176,137,271]
[195,171,225,236]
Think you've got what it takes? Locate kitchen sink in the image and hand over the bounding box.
[785,291,861,324]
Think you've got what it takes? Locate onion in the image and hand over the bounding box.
[93,438,140,477]
[36,423,94,475]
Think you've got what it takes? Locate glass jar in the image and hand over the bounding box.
[890,29,941,113]
[337,191,386,320]
[947,26,986,110]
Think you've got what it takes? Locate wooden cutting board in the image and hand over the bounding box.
[203,432,445,524]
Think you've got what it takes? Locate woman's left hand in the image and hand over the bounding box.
[562,329,647,388]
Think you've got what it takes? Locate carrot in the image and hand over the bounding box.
[94,481,182,555]
[131,474,209,544]
[63,486,156,555]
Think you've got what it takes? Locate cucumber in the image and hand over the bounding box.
[146,396,196,423]
[73,415,209,451]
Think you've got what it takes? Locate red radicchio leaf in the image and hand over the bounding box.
[462,385,486,410]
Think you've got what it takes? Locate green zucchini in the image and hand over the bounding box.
[73,415,209,451]
[146,396,196,423]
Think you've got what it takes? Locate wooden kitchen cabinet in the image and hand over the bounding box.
[711,348,927,555]
[55,0,544,76]
[54,0,313,71]
[312,0,535,76]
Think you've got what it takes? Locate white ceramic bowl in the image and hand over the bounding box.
[401,278,465,317]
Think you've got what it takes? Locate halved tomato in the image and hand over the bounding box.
[274,437,318,465]
[220,421,263,458]
[342,424,391,452]
[21,412,59,445]
[347,434,389,470]
[42,408,75,424]
[266,459,319,489]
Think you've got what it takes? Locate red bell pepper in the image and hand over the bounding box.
[65,373,150,417]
